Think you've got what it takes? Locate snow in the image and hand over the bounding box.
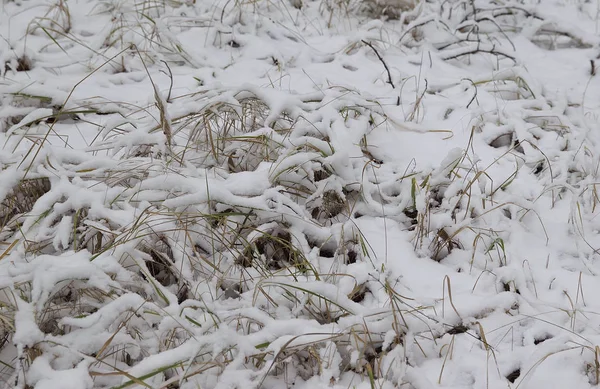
[3,0,600,388]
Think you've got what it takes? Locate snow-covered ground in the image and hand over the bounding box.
[2,0,600,388]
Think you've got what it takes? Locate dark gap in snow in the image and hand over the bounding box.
[319,246,335,258]
[506,368,520,383]
[346,250,358,264]
[489,133,513,148]
[446,324,469,335]
[534,334,552,345]
[4,55,32,73]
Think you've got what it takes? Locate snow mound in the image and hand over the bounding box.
[2,0,600,388]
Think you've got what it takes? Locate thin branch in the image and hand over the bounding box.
[441,45,516,62]
[462,78,478,108]
[361,40,395,89]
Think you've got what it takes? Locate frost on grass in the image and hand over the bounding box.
[2,0,600,388]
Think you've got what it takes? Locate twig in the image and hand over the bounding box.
[361,40,395,89]
[160,60,174,103]
[462,78,478,108]
[477,16,516,51]
[441,45,516,62]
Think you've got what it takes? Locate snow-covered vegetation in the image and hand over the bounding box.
[2,0,600,388]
